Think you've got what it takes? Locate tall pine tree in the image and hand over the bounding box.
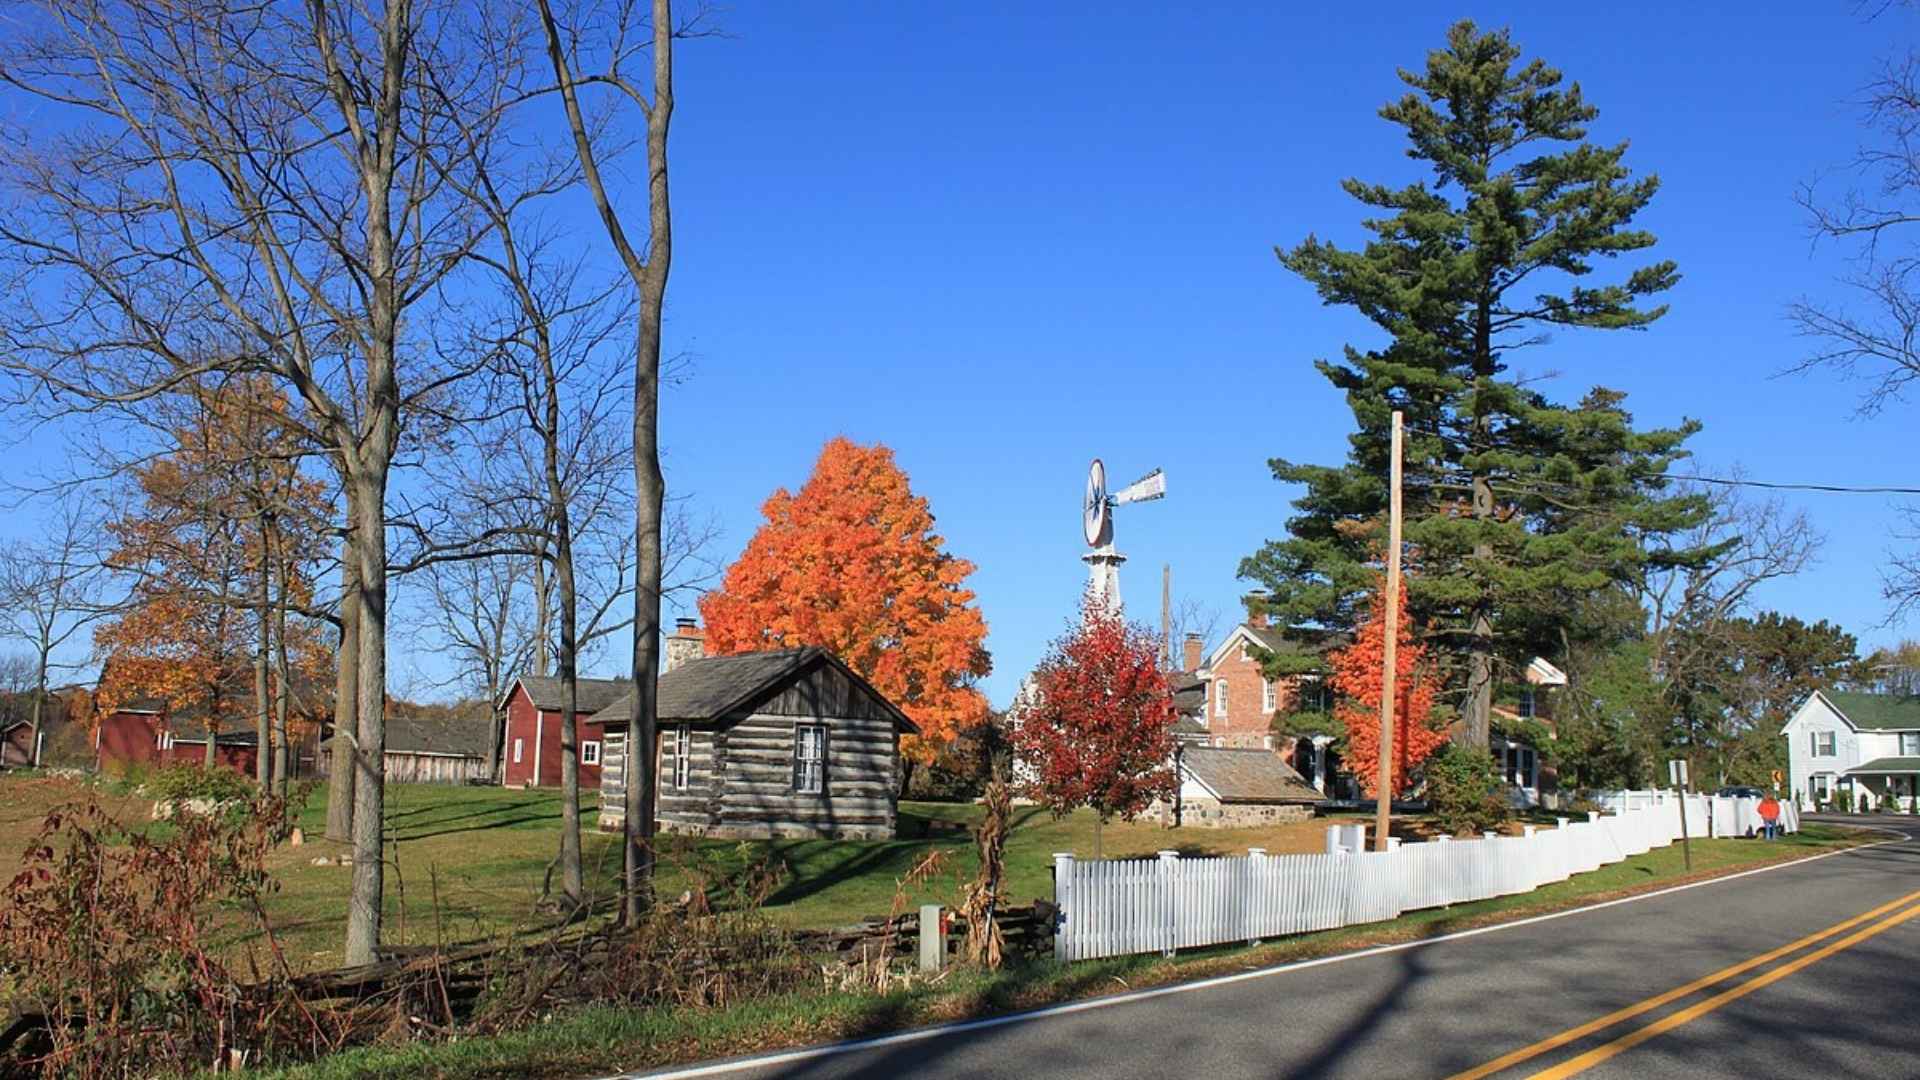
[1241,21,1712,749]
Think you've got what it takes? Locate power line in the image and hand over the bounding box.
[1683,475,1920,496]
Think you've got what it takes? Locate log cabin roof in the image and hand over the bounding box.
[588,647,917,733]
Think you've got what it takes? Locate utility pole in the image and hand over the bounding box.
[1375,410,1403,853]
[1161,563,1172,666]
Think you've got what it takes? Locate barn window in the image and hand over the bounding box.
[512,738,524,764]
[581,741,601,767]
[672,726,691,789]
[794,724,826,795]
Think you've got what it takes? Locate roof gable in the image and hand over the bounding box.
[1821,690,1920,731]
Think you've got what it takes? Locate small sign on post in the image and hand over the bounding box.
[1669,758,1693,873]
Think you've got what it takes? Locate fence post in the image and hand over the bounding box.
[1158,850,1179,958]
[1587,810,1600,823]
[918,904,945,973]
[1052,852,1075,964]
[1325,825,1345,854]
[1246,848,1267,945]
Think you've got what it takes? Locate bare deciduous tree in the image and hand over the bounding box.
[0,0,532,964]
[0,501,111,768]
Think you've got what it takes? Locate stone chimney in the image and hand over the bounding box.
[665,617,706,673]
[1183,633,1204,674]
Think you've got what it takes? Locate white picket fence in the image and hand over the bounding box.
[1052,791,1799,963]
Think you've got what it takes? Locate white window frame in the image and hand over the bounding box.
[1215,680,1230,717]
[672,726,691,790]
[795,724,825,795]
[1901,732,1920,757]
[512,738,524,764]
[581,740,601,767]
[1519,688,1536,719]
[1262,679,1276,713]
[1813,730,1836,757]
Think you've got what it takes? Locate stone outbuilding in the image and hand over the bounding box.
[1159,745,1323,828]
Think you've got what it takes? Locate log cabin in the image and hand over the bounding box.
[588,628,916,841]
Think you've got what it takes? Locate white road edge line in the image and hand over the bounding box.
[612,829,1905,1079]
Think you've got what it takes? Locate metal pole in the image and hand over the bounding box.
[1375,411,1403,853]
[1676,776,1693,874]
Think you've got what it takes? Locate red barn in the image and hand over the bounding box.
[497,675,631,789]
[95,698,260,776]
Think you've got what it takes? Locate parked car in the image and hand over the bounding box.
[1716,785,1765,799]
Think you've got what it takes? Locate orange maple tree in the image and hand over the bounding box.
[699,437,992,765]
[1328,579,1448,797]
[94,379,333,761]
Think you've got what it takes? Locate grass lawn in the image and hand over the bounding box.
[3,772,1432,970]
[248,822,1866,1080]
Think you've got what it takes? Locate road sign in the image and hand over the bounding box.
[1668,759,1689,787]
[1772,768,1784,788]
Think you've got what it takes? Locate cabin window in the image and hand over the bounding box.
[672,726,691,789]
[1902,732,1920,756]
[512,738,524,764]
[581,741,601,767]
[1811,731,1836,757]
[1215,681,1230,717]
[1262,680,1276,713]
[1519,688,1537,719]
[794,724,826,795]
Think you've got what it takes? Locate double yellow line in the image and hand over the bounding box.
[1445,888,1920,1080]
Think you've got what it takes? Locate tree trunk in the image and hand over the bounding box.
[345,459,392,967]
[532,552,550,677]
[555,535,584,908]
[1464,292,1495,751]
[326,539,360,843]
[254,523,273,788]
[28,650,46,769]
[1092,813,1104,861]
[273,538,292,796]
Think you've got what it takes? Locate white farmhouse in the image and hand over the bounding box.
[1782,690,1920,811]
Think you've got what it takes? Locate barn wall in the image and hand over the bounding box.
[502,686,539,786]
[385,752,491,785]
[97,712,164,773]
[502,685,605,789]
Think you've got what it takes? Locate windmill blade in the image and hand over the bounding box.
[1112,468,1167,505]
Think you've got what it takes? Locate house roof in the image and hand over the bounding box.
[1179,746,1321,804]
[1170,672,1206,715]
[168,725,259,746]
[1848,756,1920,775]
[507,675,633,714]
[1172,716,1209,738]
[385,712,493,758]
[107,697,167,715]
[1202,622,1342,675]
[589,648,917,733]
[1822,691,1920,731]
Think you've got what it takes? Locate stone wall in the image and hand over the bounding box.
[1148,798,1314,829]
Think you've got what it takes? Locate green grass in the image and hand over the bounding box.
[241,823,1862,1080]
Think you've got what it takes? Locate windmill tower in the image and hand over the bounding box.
[1081,459,1166,613]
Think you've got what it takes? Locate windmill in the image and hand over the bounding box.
[1081,459,1166,613]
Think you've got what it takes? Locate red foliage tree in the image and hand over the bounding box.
[1011,597,1177,856]
[700,438,992,767]
[1328,581,1448,797]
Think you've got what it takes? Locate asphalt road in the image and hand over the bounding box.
[628,817,1920,1080]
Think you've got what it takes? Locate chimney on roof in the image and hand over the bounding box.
[1183,633,1204,674]
[1245,588,1271,630]
[665,617,706,673]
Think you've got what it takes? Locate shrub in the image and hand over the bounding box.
[1425,744,1509,834]
[0,790,299,1077]
[144,761,255,804]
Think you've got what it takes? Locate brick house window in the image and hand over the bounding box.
[1519,689,1536,719]
[581,741,601,767]
[1263,679,1276,713]
[1215,681,1230,717]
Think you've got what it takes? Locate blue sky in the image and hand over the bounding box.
[628,2,1919,705]
[9,3,1917,707]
